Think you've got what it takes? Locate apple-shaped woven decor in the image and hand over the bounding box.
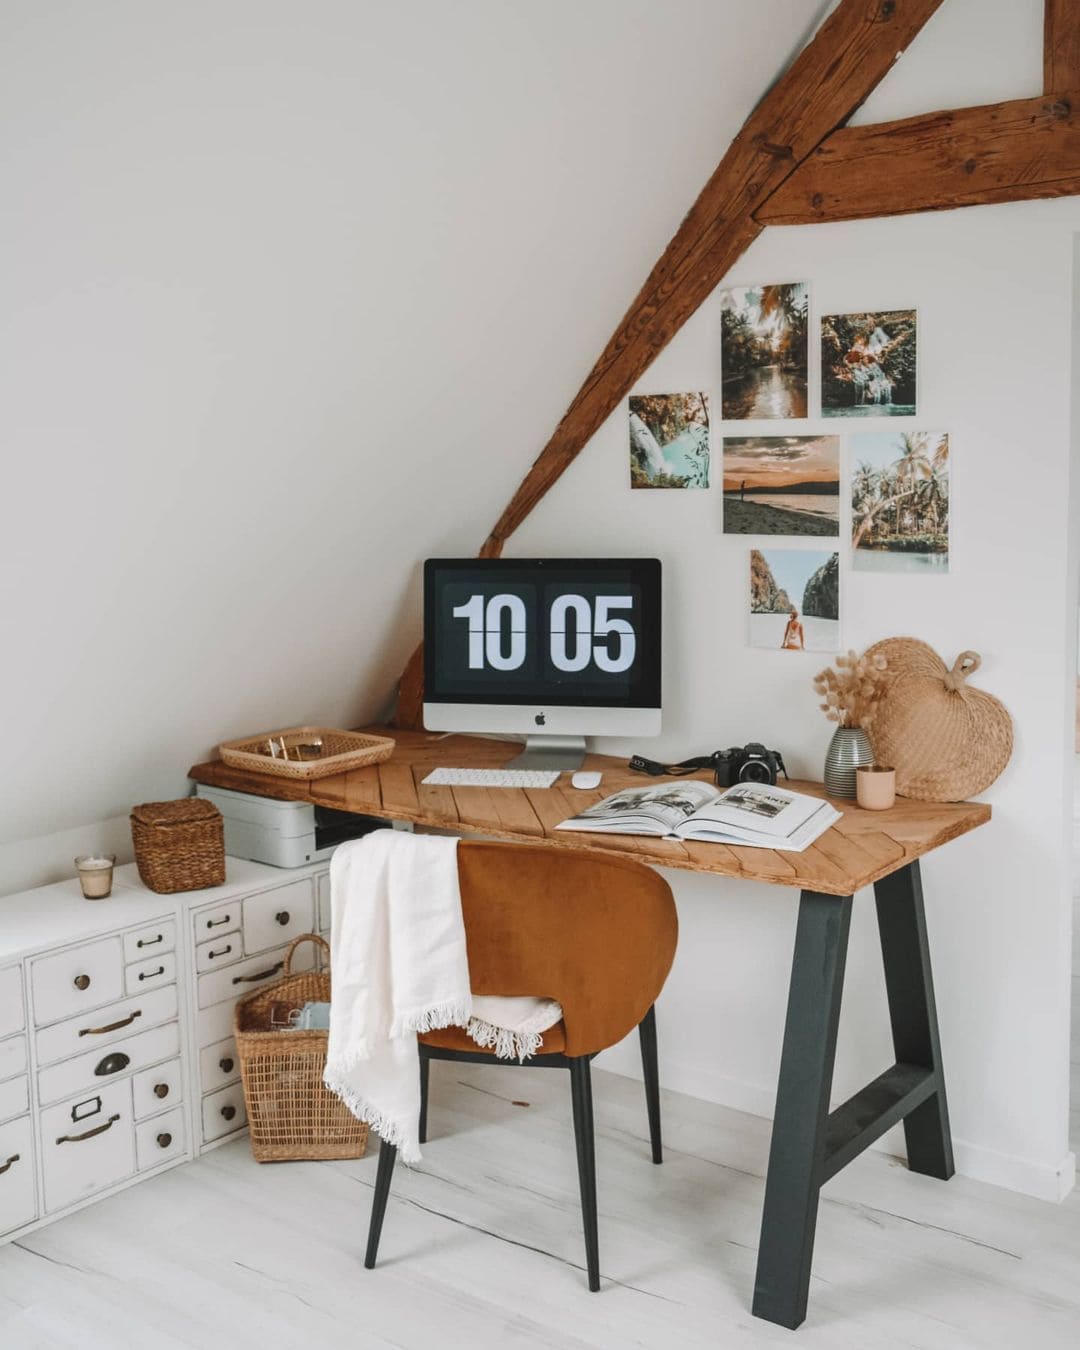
[862,638,1013,802]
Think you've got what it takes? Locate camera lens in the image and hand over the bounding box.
[739,760,772,784]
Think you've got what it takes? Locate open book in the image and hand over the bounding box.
[556,779,840,852]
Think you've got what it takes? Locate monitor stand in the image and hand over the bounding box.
[505,735,587,771]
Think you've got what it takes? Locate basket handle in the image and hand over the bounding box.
[284,933,330,975]
[943,650,981,692]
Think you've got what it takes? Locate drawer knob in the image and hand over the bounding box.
[275,910,290,926]
[219,1056,235,1074]
[221,1105,237,1122]
[153,1083,170,1100]
[156,1132,173,1149]
[95,1051,131,1077]
[73,974,91,991]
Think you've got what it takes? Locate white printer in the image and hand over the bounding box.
[195,784,388,868]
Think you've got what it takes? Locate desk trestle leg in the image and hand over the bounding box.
[751,862,953,1330]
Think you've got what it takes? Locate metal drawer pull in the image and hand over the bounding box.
[78,1009,142,1038]
[137,933,165,949]
[138,966,166,982]
[232,962,283,986]
[56,1114,120,1145]
[206,914,232,929]
[156,1132,173,1149]
[219,1056,235,1074]
[275,911,290,926]
[207,944,233,960]
[153,1083,170,1099]
[0,1153,20,1176]
[221,1105,237,1122]
[95,1051,131,1077]
[73,974,91,991]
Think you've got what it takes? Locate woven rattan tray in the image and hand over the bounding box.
[219,726,394,780]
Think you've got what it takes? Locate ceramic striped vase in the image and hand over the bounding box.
[823,726,874,799]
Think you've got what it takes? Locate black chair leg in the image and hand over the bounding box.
[365,1137,398,1269]
[569,1056,600,1292]
[419,1049,430,1145]
[638,1004,662,1164]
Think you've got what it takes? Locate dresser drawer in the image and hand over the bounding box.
[195,933,242,974]
[199,1037,239,1093]
[0,967,24,1039]
[32,938,123,1026]
[201,1083,246,1144]
[41,1080,135,1214]
[0,1075,28,1123]
[36,983,178,1067]
[243,881,314,955]
[122,920,176,964]
[194,901,241,941]
[317,872,331,934]
[197,941,314,1009]
[196,1001,236,1049]
[0,1035,27,1083]
[38,1021,180,1107]
[132,1058,184,1120]
[124,951,177,996]
[136,1106,186,1171]
[0,1116,36,1237]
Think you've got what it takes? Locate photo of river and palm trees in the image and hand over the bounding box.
[821,310,917,417]
[851,431,949,573]
[629,392,710,488]
[723,435,839,536]
[720,282,808,419]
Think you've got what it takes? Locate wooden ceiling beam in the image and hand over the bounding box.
[1045,0,1080,94]
[755,92,1080,226]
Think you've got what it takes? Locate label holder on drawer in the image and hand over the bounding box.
[70,1094,103,1123]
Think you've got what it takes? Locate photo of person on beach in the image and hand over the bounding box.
[720,282,808,420]
[749,548,839,653]
[723,436,839,536]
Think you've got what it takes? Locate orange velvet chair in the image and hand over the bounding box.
[364,840,678,1291]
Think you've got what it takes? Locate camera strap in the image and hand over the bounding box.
[628,752,720,777]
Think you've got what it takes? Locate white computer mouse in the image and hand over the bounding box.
[571,771,603,790]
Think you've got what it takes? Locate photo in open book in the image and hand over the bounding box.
[721,786,791,819]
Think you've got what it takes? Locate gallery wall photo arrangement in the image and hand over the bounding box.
[629,392,710,488]
[749,548,839,653]
[722,435,839,537]
[720,282,808,419]
[821,309,917,417]
[851,431,949,572]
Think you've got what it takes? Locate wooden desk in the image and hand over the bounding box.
[191,728,991,1330]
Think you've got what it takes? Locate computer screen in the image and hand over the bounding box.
[423,558,661,758]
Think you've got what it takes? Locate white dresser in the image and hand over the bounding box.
[0,856,331,1246]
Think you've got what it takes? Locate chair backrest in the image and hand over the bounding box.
[456,841,677,1057]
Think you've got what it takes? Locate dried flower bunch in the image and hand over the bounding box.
[814,649,889,729]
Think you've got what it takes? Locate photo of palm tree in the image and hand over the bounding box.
[851,432,949,573]
[720,282,808,419]
[821,310,917,417]
[629,392,710,488]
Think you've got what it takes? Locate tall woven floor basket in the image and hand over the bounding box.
[234,934,368,1162]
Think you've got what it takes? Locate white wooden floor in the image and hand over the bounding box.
[2,1056,1080,1350]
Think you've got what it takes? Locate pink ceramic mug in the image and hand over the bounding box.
[856,765,896,811]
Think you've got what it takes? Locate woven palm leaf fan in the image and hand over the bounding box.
[863,638,1013,802]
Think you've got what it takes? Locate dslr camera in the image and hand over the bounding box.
[714,743,786,788]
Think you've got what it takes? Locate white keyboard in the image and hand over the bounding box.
[422,767,561,789]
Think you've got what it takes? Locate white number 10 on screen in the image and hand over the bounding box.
[451,593,636,674]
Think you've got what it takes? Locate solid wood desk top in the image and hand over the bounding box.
[189,728,991,897]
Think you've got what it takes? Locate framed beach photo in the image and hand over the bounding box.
[720,282,808,420]
[722,435,839,537]
[749,548,839,653]
[821,310,917,417]
[629,392,710,488]
[851,431,949,573]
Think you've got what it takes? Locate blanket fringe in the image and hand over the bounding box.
[323,1066,421,1164]
[391,999,473,1040]
[466,1017,544,1062]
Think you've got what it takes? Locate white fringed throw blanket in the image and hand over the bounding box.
[323,831,562,1163]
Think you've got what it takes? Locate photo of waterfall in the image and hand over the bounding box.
[723,435,839,536]
[720,282,808,420]
[749,548,840,653]
[821,310,917,418]
[629,392,710,488]
[851,431,949,572]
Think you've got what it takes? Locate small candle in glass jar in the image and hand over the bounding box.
[75,854,117,900]
[856,765,896,811]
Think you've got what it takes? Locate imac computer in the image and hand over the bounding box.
[423,557,661,769]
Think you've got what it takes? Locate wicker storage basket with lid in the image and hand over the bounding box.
[130,798,225,893]
[863,638,1013,802]
[234,934,368,1162]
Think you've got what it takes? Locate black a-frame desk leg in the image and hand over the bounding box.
[752,861,953,1330]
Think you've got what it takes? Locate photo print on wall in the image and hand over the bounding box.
[720,282,808,419]
[629,392,710,488]
[722,435,839,536]
[749,548,839,653]
[851,431,949,573]
[821,309,917,417]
